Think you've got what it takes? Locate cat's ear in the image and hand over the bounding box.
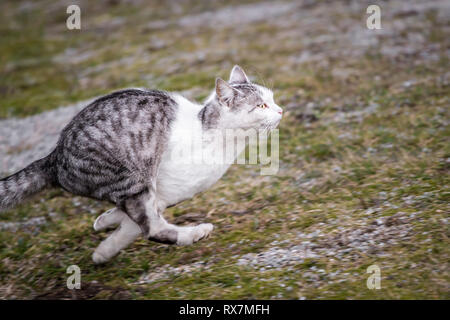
[216,78,236,106]
[229,65,249,83]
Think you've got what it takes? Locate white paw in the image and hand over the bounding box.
[93,208,121,231]
[192,223,214,243]
[177,223,214,245]
[93,215,105,232]
[92,250,109,264]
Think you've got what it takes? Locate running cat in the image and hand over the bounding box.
[0,66,283,263]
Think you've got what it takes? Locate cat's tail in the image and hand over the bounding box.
[0,156,54,213]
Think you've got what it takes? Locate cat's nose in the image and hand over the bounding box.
[273,103,283,115]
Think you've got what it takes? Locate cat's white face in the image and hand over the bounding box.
[213,66,283,130]
[245,84,283,130]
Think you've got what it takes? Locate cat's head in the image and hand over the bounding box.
[207,65,282,130]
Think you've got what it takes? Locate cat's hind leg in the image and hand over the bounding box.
[92,189,214,263]
[92,189,151,264]
[92,214,141,264]
[146,197,214,246]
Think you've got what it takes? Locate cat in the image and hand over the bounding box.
[0,65,283,263]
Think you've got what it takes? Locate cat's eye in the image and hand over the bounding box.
[257,103,268,109]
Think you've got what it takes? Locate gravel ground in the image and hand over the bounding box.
[136,211,416,284]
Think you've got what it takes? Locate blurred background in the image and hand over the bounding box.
[0,0,448,299]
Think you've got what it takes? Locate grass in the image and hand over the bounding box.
[0,0,449,299]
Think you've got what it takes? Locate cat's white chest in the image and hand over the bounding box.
[156,95,230,207]
[157,159,228,206]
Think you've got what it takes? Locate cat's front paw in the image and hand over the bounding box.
[177,223,214,245]
[193,223,214,242]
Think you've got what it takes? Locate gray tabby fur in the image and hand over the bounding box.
[1,89,176,236]
[0,66,283,262]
